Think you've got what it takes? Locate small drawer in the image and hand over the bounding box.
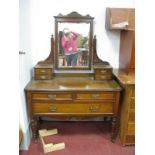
[35,68,52,75]
[32,93,72,101]
[35,74,52,80]
[95,69,111,75]
[33,102,113,114]
[76,93,115,100]
[94,69,112,80]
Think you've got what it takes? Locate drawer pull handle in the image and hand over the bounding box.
[40,75,46,79]
[48,95,56,99]
[100,70,106,74]
[40,70,46,73]
[100,76,106,79]
[89,106,99,112]
[92,94,100,98]
[49,106,57,112]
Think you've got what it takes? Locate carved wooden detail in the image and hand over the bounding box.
[38,35,108,67]
[93,36,109,66]
[56,11,92,18]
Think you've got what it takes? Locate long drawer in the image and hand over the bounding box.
[32,102,114,114]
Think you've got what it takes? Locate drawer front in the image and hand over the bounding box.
[35,68,52,74]
[127,123,135,135]
[95,69,112,75]
[95,69,112,80]
[35,74,52,80]
[32,102,113,114]
[32,93,72,101]
[76,92,115,100]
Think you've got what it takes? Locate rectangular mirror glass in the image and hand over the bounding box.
[58,23,90,68]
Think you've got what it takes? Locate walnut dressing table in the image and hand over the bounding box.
[25,12,122,143]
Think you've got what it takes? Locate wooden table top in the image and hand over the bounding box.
[25,77,122,92]
[113,69,135,85]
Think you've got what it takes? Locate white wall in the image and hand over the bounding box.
[19,0,134,150]
[30,0,134,68]
[19,0,32,150]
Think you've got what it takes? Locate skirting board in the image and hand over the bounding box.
[19,125,31,150]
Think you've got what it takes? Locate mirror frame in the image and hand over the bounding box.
[54,12,94,70]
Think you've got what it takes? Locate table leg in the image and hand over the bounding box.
[31,117,39,143]
[111,117,117,142]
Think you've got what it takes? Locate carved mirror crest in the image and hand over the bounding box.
[54,12,94,70]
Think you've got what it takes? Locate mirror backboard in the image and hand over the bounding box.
[54,12,94,70]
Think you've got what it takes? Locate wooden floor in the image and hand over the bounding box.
[20,121,135,155]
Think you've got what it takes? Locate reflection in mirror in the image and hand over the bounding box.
[58,23,90,68]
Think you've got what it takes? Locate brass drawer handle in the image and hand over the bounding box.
[100,70,107,74]
[40,75,46,79]
[89,106,99,112]
[100,75,106,79]
[49,106,57,112]
[48,94,56,99]
[40,69,46,73]
[92,94,100,98]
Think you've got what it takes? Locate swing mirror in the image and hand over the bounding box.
[54,12,94,70]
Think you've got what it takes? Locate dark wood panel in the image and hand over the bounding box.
[106,8,135,30]
[119,31,135,74]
